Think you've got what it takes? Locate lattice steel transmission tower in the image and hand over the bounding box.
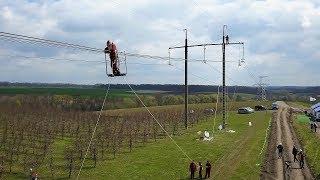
[255,76,268,101]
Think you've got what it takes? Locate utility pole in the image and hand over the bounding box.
[222,25,227,128]
[169,25,244,129]
[184,29,188,129]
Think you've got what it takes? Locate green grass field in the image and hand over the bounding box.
[2,110,270,180]
[293,115,320,178]
[78,111,271,180]
[288,102,320,178]
[0,87,132,98]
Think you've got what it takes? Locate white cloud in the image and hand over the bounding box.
[301,15,311,28]
[0,0,320,86]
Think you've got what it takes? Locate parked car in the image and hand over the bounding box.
[271,103,279,110]
[255,105,266,111]
[238,107,254,114]
[204,108,214,114]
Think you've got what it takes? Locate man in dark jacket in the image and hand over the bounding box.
[205,160,212,178]
[299,150,305,169]
[311,122,314,132]
[292,145,298,162]
[277,143,284,158]
[189,161,196,179]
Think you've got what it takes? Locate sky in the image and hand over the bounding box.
[0,0,320,86]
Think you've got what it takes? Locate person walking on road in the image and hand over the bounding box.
[299,149,305,169]
[292,145,298,162]
[189,161,196,179]
[198,162,203,179]
[205,160,212,178]
[277,143,284,158]
[285,161,291,171]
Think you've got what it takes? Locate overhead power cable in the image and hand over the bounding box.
[0,32,236,63]
[0,54,170,66]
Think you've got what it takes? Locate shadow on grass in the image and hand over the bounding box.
[179,177,205,180]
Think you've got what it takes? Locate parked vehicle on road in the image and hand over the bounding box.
[272,103,279,110]
[238,107,254,114]
[204,108,215,114]
[255,105,267,111]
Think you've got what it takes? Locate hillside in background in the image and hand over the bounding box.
[1,82,319,95]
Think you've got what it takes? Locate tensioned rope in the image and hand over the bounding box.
[212,85,220,134]
[124,77,192,161]
[76,80,111,179]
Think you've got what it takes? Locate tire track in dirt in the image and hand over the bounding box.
[261,108,284,180]
[261,102,314,180]
[284,107,313,179]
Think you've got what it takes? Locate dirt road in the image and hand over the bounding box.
[261,101,314,180]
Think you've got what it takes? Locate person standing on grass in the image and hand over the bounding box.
[277,143,284,158]
[198,162,203,179]
[314,123,317,133]
[205,160,212,178]
[292,145,298,162]
[189,161,196,179]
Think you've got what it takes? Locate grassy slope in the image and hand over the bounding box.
[293,115,320,178]
[289,101,320,178]
[0,87,259,99]
[0,87,132,98]
[77,111,271,180]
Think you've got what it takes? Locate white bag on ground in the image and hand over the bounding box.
[203,131,213,141]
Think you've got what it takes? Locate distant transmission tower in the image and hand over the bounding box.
[255,76,268,101]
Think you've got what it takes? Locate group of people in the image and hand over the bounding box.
[189,160,211,179]
[29,168,39,180]
[277,143,305,169]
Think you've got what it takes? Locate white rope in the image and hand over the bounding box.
[76,80,111,179]
[125,77,192,161]
[258,117,272,162]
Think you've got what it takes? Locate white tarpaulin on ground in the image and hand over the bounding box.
[203,131,213,141]
[227,130,236,133]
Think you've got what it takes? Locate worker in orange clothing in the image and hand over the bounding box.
[105,40,120,76]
